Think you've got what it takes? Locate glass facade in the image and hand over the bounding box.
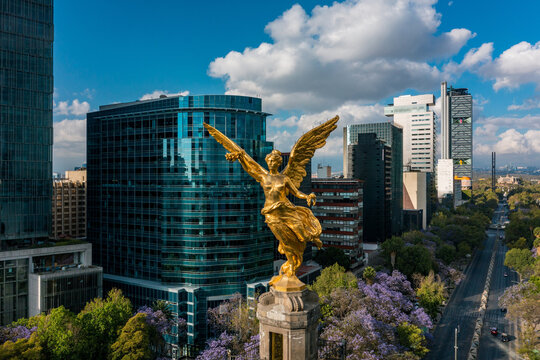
[87,95,274,344]
[0,258,28,324]
[0,0,54,250]
[346,123,403,236]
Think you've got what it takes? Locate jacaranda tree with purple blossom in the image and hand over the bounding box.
[317,267,432,359]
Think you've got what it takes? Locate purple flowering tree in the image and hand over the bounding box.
[318,269,432,359]
[0,325,36,344]
[201,294,259,359]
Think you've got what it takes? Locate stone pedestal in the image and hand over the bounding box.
[257,287,320,360]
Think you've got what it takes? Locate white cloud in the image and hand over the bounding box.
[209,0,473,112]
[54,99,90,116]
[53,119,86,171]
[268,103,387,171]
[475,129,529,155]
[476,114,540,130]
[452,41,540,91]
[508,96,540,110]
[140,90,190,100]
[488,41,540,90]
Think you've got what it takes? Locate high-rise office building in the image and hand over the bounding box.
[438,82,473,201]
[87,95,274,346]
[344,123,403,235]
[312,178,364,270]
[0,0,54,250]
[384,94,436,172]
[52,169,87,239]
[347,133,391,243]
[448,87,473,187]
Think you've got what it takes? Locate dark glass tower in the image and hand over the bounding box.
[87,95,274,345]
[347,133,391,243]
[0,1,54,250]
[344,123,403,236]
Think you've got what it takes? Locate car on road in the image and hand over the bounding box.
[504,272,508,277]
[490,327,498,336]
[501,333,509,342]
[501,307,507,313]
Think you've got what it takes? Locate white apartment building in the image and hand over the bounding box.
[384,94,436,172]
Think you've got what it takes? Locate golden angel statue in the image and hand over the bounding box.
[204,115,339,291]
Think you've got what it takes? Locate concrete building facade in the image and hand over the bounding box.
[52,170,87,239]
[384,94,436,172]
[403,171,429,229]
[0,242,102,324]
[312,179,364,271]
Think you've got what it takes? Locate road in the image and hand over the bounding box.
[477,209,521,359]
[427,202,519,360]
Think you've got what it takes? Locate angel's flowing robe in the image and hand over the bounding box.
[261,200,322,270]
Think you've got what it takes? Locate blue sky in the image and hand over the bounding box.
[53,0,540,173]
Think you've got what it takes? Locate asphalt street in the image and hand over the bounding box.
[426,203,518,360]
[477,215,521,359]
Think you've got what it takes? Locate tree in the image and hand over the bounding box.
[309,263,357,298]
[37,306,78,360]
[397,322,429,358]
[362,266,376,285]
[76,288,133,360]
[508,237,528,249]
[417,271,446,319]
[151,300,173,321]
[457,242,471,258]
[109,313,152,360]
[0,332,42,360]
[314,247,351,270]
[396,245,433,279]
[435,244,456,264]
[504,248,535,277]
[206,294,259,357]
[381,236,405,266]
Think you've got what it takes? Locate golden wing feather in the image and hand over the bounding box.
[203,122,243,154]
[282,115,339,189]
[203,122,267,178]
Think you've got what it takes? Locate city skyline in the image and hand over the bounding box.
[53,0,540,172]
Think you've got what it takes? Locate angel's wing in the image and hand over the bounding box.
[203,122,267,181]
[282,115,339,189]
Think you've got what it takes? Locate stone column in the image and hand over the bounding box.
[257,287,320,360]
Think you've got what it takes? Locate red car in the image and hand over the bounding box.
[490,327,498,336]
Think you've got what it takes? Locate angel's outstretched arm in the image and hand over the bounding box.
[285,176,316,206]
[230,150,266,183]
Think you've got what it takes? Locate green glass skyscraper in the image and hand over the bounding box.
[87,95,274,347]
[0,0,54,250]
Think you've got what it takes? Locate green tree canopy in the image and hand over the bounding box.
[362,266,376,285]
[397,322,429,358]
[109,313,152,360]
[76,288,133,360]
[416,271,446,319]
[310,263,357,298]
[37,306,77,360]
[435,244,456,265]
[0,332,42,360]
[504,248,535,277]
[396,245,433,279]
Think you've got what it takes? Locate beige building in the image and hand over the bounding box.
[52,169,87,239]
[403,171,428,229]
